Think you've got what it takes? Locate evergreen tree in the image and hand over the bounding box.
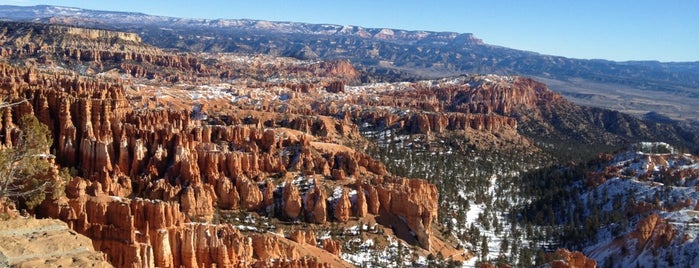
[500,236,510,254]
[480,236,489,261]
[0,114,55,210]
[518,247,533,268]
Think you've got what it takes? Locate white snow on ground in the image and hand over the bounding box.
[463,201,485,268]
[581,143,699,267]
[463,174,526,267]
[340,238,376,265]
[341,236,430,267]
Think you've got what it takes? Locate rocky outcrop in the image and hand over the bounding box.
[304,185,328,224]
[214,177,240,210]
[333,189,352,222]
[367,178,439,250]
[179,184,216,221]
[364,184,380,215]
[63,27,141,42]
[262,180,276,208]
[319,60,360,81]
[287,230,319,250]
[252,234,301,261]
[236,176,263,211]
[322,239,342,256]
[354,185,368,218]
[283,182,303,219]
[288,230,306,245]
[40,194,159,268]
[405,112,517,134]
[0,218,113,268]
[40,177,346,268]
[630,213,675,252]
[545,249,597,268]
[305,231,318,247]
[0,21,212,84]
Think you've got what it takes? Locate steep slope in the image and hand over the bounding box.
[512,142,699,267]
[579,143,699,267]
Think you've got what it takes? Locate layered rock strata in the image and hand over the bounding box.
[41,178,346,268]
[0,22,581,267]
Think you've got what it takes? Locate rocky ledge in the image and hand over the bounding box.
[0,218,113,268]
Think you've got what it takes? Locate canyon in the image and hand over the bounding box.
[2,5,698,127]
[0,18,697,268]
[0,22,457,267]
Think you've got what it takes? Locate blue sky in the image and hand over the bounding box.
[1,0,697,62]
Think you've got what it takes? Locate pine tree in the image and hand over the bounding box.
[519,247,533,268]
[481,236,489,261]
[0,114,55,210]
[666,252,674,266]
[500,236,510,254]
[396,242,405,267]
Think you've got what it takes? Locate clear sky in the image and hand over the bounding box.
[1,0,697,62]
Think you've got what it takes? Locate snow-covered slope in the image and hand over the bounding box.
[580,143,699,267]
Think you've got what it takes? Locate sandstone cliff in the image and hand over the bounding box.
[40,177,350,268]
[630,213,675,253]
[544,249,597,268]
[0,22,590,267]
[0,57,442,266]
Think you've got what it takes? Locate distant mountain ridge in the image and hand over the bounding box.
[2,4,698,125]
[0,5,484,45]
